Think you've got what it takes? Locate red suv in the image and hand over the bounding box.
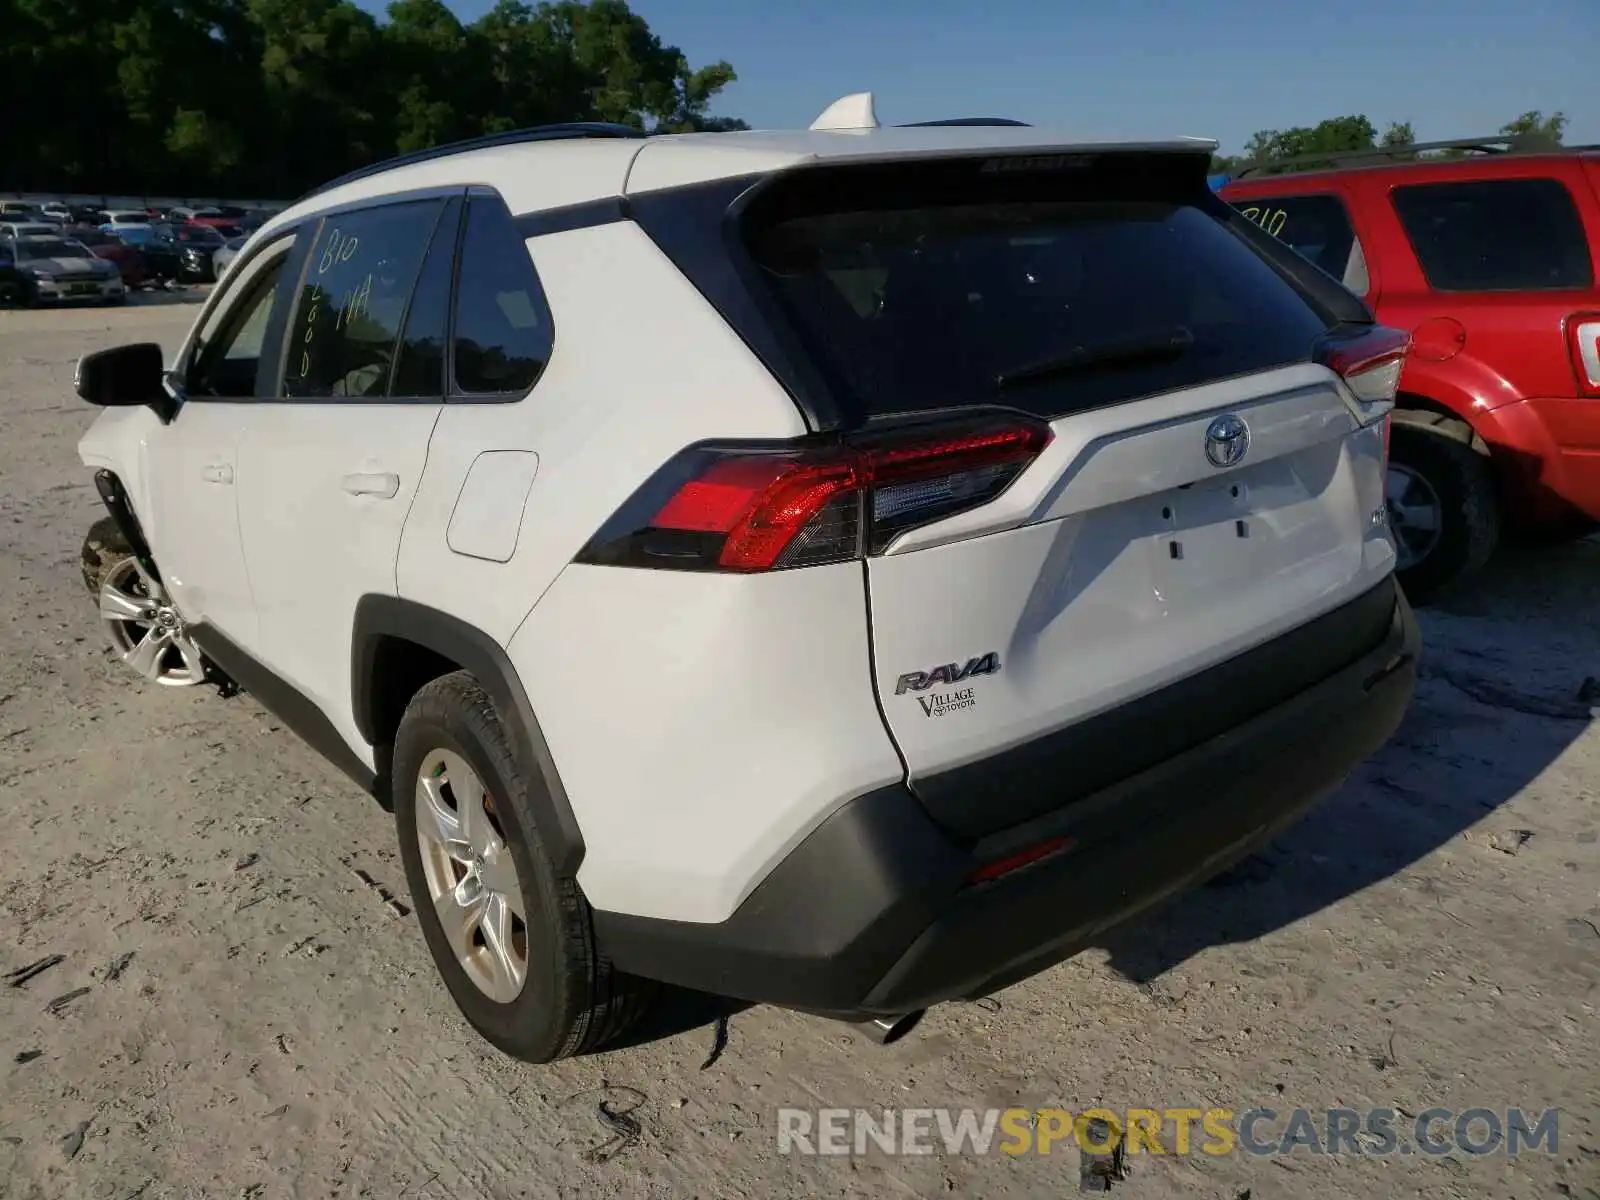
[1222,141,1600,602]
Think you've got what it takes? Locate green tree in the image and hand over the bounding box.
[0,0,746,198]
[1500,110,1566,147]
[1380,120,1415,148]
[1244,114,1378,166]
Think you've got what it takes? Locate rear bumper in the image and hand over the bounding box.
[595,576,1420,1017]
[1479,397,1600,524]
[32,278,124,304]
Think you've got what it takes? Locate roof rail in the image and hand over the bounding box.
[297,122,645,202]
[899,117,1032,127]
[1231,134,1550,178]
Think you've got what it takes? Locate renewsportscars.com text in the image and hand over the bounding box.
[776,1106,1560,1158]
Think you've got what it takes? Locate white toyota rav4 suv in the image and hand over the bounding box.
[74,97,1419,1061]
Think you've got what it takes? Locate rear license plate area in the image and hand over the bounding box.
[1148,477,1258,601]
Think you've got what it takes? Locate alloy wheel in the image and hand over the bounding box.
[414,749,528,1004]
[99,558,208,686]
[1385,463,1443,571]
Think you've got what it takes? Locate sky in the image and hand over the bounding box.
[362,0,1599,155]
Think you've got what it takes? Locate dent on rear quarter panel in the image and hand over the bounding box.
[506,562,904,925]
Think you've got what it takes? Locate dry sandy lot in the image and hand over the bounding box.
[1,300,1597,1200]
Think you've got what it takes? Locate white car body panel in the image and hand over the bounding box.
[507,562,905,923]
[236,402,441,765]
[77,406,159,525]
[138,402,259,647]
[394,222,807,646]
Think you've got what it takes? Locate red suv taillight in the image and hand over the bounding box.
[577,415,1053,572]
[1566,312,1600,397]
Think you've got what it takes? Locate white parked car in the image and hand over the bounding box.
[100,210,151,233]
[72,96,1418,1062]
[213,234,247,278]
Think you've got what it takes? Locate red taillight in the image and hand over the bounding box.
[967,836,1072,885]
[1566,312,1600,397]
[579,417,1052,573]
[1316,324,1411,419]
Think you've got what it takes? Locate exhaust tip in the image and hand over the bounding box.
[855,1010,925,1045]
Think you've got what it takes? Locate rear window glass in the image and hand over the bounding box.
[747,168,1330,421]
[1391,178,1593,292]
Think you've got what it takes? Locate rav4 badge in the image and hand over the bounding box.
[895,652,1001,695]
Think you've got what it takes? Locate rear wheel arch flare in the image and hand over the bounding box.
[1392,394,1490,455]
[350,594,585,873]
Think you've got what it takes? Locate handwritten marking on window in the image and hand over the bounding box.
[1239,206,1289,238]
[337,274,373,331]
[317,227,360,274]
[298,285,323,378]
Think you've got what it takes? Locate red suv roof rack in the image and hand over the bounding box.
[1232,134,1549,179]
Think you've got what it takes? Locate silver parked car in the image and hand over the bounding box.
[10,235,126,304]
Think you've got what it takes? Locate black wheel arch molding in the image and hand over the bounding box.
[350,594,586,875]
[91,468,163,585]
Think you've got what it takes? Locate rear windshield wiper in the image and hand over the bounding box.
[996,326,1196,390]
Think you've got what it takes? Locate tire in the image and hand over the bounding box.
[81,516,131,595]
[392,671,652,1061]
[0,278,30,308]
[1387,418,1500,605]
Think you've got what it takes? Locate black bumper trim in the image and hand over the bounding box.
[594,577,1418,1017]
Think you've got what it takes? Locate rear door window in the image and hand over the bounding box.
[390,196,462,398]
[282,198,445,399]
[746,160,1330,422]
[1391,178,1594,292]
[1230,193,1368,294]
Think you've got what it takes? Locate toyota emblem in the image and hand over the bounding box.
[1204,414,1250,468]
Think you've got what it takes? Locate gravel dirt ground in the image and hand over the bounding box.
[1,301,1597,1200]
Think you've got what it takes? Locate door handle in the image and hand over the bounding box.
[340,471,400,499]
[201,463,233,485]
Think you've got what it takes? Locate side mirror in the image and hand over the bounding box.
[75,343,171,415]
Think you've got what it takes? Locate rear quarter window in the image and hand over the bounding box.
[746,164,1331,422]
[1391,178,1594,292]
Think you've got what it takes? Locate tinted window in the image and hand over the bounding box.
[392,197,461,397]
[16,240,89,260]
[1230,193,1362,288]
[747,166,1330,421]
[452,195,553,395]
[283,199,444,399]
[1392,178,1594,292]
